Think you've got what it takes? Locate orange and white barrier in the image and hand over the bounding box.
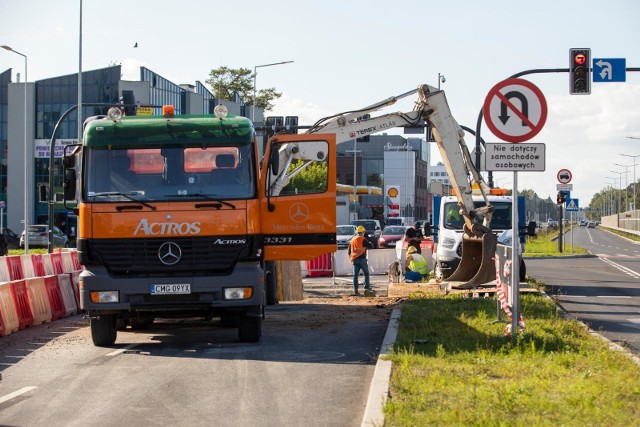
[0,250,83,337]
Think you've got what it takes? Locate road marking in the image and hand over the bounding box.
[0,386,37,405]
[105,344,139,357]
[599,256,640,279]
[563,295,632,299]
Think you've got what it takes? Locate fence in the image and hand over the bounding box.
[0,250,82,337]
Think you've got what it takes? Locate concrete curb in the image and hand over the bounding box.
[361,308,401,427]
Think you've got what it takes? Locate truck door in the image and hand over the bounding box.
[259,133,337,260]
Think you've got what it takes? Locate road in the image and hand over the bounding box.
[526,225,640,356]
[0,300,393,427]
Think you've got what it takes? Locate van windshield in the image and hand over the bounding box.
[443,201,512,230]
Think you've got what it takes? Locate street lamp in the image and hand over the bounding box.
[346,149,361,221]
[613,164,632,211]
[619,154,640,211]
[438,73,446,90]
[1,45,29,253]
[609,170,625,214]
[251,61,294,122]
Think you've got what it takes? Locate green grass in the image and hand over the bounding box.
[384,293,640,426]
[524,228,589,257]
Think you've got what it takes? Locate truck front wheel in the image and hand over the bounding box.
[91,314,117,346]
[238,314,262,342]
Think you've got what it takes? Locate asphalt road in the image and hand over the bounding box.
[526,225,640,356]
[0,302,392,427]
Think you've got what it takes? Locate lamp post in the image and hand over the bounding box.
[612,164,630,212]
[1,45,29,253]
[346,149,361,221]
[621,153,640,211]
[438,73,446,90]
[609,170,625,214]
[251,61,294,123]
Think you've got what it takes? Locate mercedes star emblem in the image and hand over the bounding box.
[158,242,182,265]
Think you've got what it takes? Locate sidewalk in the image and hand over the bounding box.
[302,273,390,297]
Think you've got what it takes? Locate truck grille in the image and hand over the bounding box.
[85,236,255,276]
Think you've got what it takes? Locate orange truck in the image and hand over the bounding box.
[63,105,337,346]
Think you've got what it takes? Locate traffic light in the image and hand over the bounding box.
[569,48,591,95]
[285,116,298,134]
[557,191,567,205]
[265,116,283,139]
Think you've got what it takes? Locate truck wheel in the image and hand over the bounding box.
[91,314,117,346]
[238,314,262,342]
[265,269,278,306]
[519,259,527,282]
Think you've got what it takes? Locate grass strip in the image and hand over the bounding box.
[384,293,640,426]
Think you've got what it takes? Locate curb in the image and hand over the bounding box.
[361,308,400,427]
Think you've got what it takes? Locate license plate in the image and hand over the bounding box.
[150,284,191,295]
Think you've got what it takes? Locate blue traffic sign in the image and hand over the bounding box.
[593,58,626,82]
[566,198,579,211]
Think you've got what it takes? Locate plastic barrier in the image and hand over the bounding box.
[10,280,34,329]
[0,257,11,282]
[20,254,37,278]
[43,276,66,321]
[69,271,81,310]
[31,254,46,277]
[56,274,78,316]
[6,256,24,280]
[305,253,333,277]
[0,282,19,335]
[333,251,353,276]
[25,277,52,325]
[61,251,79,274]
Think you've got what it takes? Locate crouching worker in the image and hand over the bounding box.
[348,225,375,296]
[405,246,429,282]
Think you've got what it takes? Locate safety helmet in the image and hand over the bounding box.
[356,225,366,233]
[407,246,417,254]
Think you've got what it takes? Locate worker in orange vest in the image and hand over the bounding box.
[348,225,375,296]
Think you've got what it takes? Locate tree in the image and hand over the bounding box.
[205,66,282,112]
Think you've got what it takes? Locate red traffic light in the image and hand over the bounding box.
[574,53,587,65]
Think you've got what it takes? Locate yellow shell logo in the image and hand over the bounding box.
[387,187,399,197]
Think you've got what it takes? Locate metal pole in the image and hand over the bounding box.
[1,46,29,253]
[511,171,520,338]
[620,154,640,211]
[353,139,357,221]
[78,0,83,143]
[251,60,294,123]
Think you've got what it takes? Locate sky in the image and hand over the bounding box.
[2,0,640,206]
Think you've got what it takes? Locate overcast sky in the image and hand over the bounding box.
[2,0,639,206]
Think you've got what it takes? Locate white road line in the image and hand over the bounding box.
[105,343,139,357]
[599,256,640,279]
[562,295,633,298]
[0,386,37,405]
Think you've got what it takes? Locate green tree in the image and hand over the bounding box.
[286,160,328,193]
[205,66,282,112]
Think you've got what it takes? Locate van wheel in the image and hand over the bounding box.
[91,314,117,346]
[238,314,262,342]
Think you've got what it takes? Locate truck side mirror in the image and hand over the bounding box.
[63,168,76,200]
[527,221,537,236]
[423,222,433,236]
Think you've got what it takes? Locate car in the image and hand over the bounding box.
[579,220,587,226]
[336,225,358,249]
[2,228,20,249]
[587,221,596,228]
[377,226,408,248]
[350,219,382,249]
[20,225,69,248]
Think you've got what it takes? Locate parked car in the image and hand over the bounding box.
[336,225,358,249]
[20,225,69,248]
[377,226,408,248]
[2,228,20,249]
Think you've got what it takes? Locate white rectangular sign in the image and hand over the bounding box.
[557,183,573,191]
[484,143,545,171]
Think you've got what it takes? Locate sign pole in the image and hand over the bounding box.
[511,171,520,339]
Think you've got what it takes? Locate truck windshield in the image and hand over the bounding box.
[84,144,255,202]
[443,201,512,230]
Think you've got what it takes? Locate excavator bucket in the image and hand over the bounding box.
[446,231,498,289]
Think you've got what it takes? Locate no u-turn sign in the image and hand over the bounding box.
[483,78,548,143]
